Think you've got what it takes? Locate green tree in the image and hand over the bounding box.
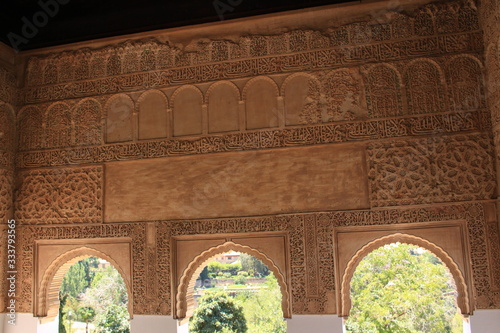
[240,254,269,277]
[78,306,95,333]
[198,266,210,281]
[345,243,463,333]
[234,274,246,285]
[207,261,243,277]
[189,289,248,333]
[93,304,130,333]
[236,274,286,333]
[81,266,130,333]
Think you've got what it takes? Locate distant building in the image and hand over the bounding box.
[214,251,240,265]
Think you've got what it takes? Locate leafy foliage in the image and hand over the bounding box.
[345,243,463,333]
[207,261,242,277]
[92,304,130,333]
[234,274,247,285]
[60,257,98,300]
[81,266,130,333]
[240,254,269,277]
[236,274,286,333]
[59,258,129,333]
[189,289,248,333]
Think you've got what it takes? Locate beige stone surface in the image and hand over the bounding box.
[138,90,168,140]
[104,143,369,222]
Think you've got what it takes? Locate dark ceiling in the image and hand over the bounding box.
[0,0,353,51]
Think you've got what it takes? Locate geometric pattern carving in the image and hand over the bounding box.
[322,69,364,121]
[446,55,485,111]
[365,64,403,118]
[0,169,13,221]
[74,99,102,146]
[23,29,483,105]
[0,67,17,106]
[0,104,15,152]
[15,166,103,224]
[367,134,496,207]
[19,106,44,151]
[486,221,500,292]
[405,60,445,114]
[46,103,71,149]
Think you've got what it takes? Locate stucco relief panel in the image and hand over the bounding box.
[367,134,496,207]
[15,166,103,224]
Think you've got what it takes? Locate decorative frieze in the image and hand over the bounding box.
[17,110,490,168]
[14,202,500,315]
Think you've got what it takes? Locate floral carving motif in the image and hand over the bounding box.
[0,169,13,221]
[15,167,103,224]
[368,135,496,207]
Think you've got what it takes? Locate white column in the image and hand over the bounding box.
[130,315,178,333]
[2,313,38,333]
[286,315,344,333]
[470,309,500,333]
[37,315,59,333]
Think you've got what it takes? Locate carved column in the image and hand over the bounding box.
[479,0,500,228]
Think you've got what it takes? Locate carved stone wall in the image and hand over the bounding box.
[13,202,500,316]
[479,0,500,225]
[368,134,496,207]
[4,0,500,319]
[15,166,103,224]
[0,53,17,312]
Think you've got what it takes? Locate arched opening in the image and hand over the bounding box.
[187,251,286,333]
[344,240,468,333]
[175,241,290,323]
[36,247,133,329]
[58,256,130,333]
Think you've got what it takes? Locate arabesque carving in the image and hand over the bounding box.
[15,167,103,224]
[0,169,13,221]
[12,202,500,316]
[17,110,490,168]
[367,134,496,207]
[3,0,500,323]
